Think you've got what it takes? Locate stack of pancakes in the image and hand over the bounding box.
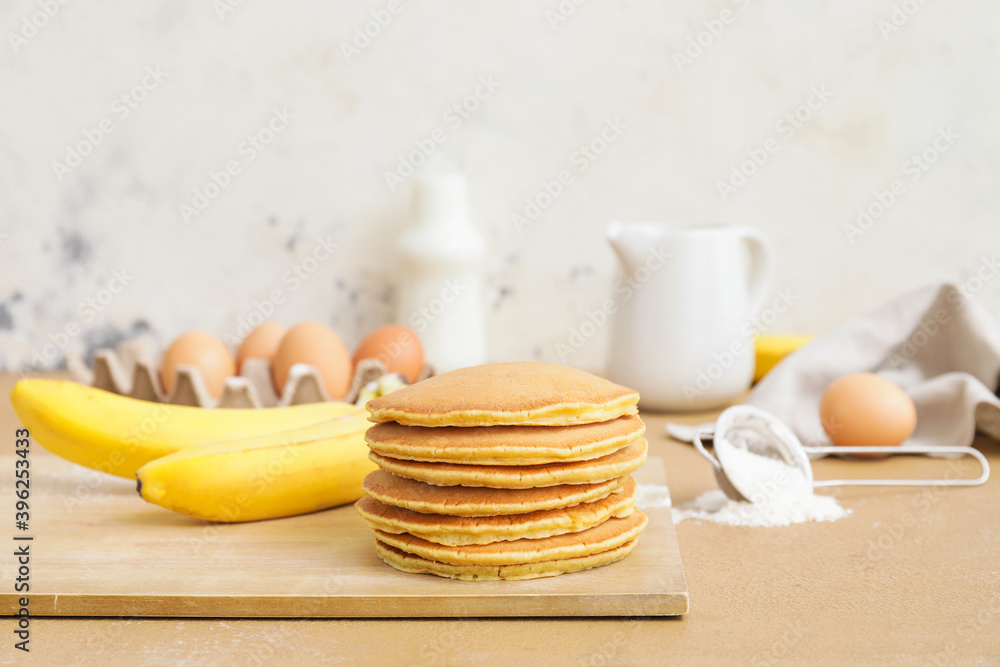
[355,361,648,581]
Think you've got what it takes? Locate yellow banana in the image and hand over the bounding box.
[136,409,375,522]
[10,379,358,479]
[754,334,813,382]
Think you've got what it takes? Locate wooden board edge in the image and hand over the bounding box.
[0,592,689,618]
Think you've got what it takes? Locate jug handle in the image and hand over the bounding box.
[735,227,774,318]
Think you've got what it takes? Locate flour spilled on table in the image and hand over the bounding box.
[672,444,850,527]
[671,489,848,527]
[635,484,672,509]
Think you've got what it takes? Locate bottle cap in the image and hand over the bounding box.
[414,173,469,228]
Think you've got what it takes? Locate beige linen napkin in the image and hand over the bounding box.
[746,283,1000,454]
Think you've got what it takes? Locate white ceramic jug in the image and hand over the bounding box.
[606,222,773,411]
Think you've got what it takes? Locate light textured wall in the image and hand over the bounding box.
[2,0,999,373]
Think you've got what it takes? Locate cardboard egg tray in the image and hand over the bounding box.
[67,337,433,408]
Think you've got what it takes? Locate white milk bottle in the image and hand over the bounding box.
[397,174,488,373]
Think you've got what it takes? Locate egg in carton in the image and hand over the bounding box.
[67,337,434,408]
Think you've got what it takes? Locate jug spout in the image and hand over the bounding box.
[606,221,661,271]
[606,220,626,244]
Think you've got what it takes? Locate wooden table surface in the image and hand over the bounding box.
[3,373,999,666]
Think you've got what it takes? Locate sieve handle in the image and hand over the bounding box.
[692,431,722,470]
[810,446,990,488]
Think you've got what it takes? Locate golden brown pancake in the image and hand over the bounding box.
[364,415,645,465]
[366,361,639,426]
[368,438,647,488]
[374,510,647,566]
[362,469,627,516]
[355,477,637,546]
[374,538,639,581]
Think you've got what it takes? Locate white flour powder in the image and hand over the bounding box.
[636,484,672,509]
[672,445,849,527]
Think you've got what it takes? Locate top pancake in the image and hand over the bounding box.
[365,414,645,465]
[366,361,639,427]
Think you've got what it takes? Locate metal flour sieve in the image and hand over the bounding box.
[692,405,991,503]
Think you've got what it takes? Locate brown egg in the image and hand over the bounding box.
[271,322,352,399]
[819,373,917,452]
[160,330,236,400]
[353,325,424,383]
[235,322,287,373]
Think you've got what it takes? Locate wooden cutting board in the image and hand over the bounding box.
[1,447,688,617]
